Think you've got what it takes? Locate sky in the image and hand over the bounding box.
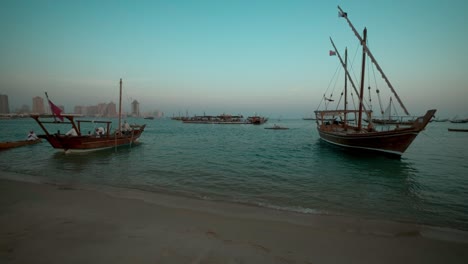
[1,0,467,118]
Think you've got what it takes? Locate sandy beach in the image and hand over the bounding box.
[1,175,468,264]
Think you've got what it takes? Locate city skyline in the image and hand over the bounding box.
[1,1,468,118]
[0,94,150,117]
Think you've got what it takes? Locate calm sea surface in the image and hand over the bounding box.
[1,118,468,231]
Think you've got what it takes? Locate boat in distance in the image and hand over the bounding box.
[314,6,435,157]
[32,79,146,153]
[182,114,268,125]
[448,128,468,132]
[265,124,289,130]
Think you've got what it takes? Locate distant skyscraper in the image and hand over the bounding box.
[107,102,117,117]
[74,105,86,115]
[0,94,9,114]
[131,100,140,117]
[97,103,108,117]
[32,96,45,114]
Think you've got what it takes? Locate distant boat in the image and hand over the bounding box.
[450,118,468,123]
[265,124,289,130]
[247,115,268,125]
[183,114,246,124]
[0,139,42,150]
[144,116,155,120]
[314,6,435,157]
[31,79,146,153]
[448,128,468,132]
[432,118,449,122]
[370,97,416,125]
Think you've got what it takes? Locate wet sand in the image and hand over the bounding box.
[1,176,468,263]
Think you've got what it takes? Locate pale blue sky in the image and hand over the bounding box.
[1,0,467,118]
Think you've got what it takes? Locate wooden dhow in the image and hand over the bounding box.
[31,79,146,153]
[314,6,436,157]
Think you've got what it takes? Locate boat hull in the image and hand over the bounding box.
[315,109,436,157]
[317,129,418,156]
[39,128,145,153]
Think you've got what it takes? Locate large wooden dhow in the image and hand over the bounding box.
[314,6,435,157]
[31,79,146,153]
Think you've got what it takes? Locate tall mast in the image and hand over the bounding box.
[330,37,368,113]
[358,28,367,130]
[344,48,348,124]
[118,78,122,133]
[337,5,409,116]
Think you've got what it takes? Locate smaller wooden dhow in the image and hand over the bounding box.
[0,139,42,150]
[31,79,146,153]
[31,114,145,153]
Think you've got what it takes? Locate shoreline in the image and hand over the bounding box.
[1,174,468,263]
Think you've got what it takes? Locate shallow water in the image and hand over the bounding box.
[1,118,467,231]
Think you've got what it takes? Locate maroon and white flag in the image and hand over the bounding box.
[45,92,64,121]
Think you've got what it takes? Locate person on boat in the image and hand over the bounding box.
[27,130,38,141]
[95,127,105,137]
[121,120,132,134]
[65,128,78,136]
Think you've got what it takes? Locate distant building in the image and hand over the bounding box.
[0,94,9,114]
[97,103,108,117]
[131,100,140,117]
[86,105,98,116]
[106,102,117,117]
[74,105,86,115]
[32,96,45,114]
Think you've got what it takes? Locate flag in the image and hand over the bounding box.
[48,99,63,121]
[329,50,336,56]
[45,92,64,121]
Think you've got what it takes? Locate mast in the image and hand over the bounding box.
[337,5,410,116]
[330,37,368,113]
[358,28,367,130]
[118,78,122,133]
[344,48,348,125]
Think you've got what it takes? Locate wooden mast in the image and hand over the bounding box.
[337,5,409,116]
[118,78,122,134]
[344,48,348,125]
[358,28,367,130]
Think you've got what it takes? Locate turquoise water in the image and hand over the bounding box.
[1,118,468,231]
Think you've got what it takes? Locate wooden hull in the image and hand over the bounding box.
[39,127,145,153]
[0,139,42,150]
[317,128,419,156]
[316,109,436,156]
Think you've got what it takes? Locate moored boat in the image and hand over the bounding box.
[183,114,246,124]
[264,124,289,130]
[247,115,268,125]
[314,6,436,157]
[448,128,468,132]
[31,79,146,153]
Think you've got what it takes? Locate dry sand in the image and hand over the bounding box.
[1,175,468,264]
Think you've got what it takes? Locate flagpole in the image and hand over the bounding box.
[44,92,57,122]
[118,79,122,135]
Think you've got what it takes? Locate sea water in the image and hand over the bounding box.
[1,117,467,231]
